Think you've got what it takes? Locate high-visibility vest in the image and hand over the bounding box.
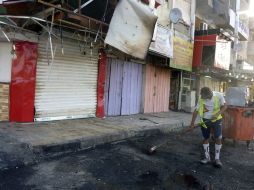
[198,96,223,128]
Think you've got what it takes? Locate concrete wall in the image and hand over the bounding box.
[156,0,193,37]
[175,0,191,26]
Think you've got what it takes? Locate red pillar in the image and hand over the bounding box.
[10,41,38,122]
[96,49,107,118]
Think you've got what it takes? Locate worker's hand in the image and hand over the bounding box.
[211,113,219,121]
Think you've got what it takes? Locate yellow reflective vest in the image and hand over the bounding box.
[198,96,223,128]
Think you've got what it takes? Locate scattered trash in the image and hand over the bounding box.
[191,170,197,173]
[139,117,159,125]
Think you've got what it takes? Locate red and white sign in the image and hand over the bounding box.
[214,39,231,70]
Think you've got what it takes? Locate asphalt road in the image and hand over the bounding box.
[0,129,254,190]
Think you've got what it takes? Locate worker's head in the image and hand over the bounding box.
[200,87,213,100]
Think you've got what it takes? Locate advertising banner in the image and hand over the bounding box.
[171,36,193,71]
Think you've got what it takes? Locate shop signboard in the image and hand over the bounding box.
[229,9,249,40]
[170,36,193,71]
[214,39,231,70]
[149,24,173,58]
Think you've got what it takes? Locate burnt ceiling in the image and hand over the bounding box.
[0,0,118,35]
[1,0,116,23]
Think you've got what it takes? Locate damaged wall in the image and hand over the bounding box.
[151,0,194,61]
[173,0,193,39]
[175,0,191,26]
[156,0,192,37]
[105,0,157,59]
[157,0,192,26]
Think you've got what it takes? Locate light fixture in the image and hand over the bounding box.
[251,78,254,82]
[11,44,17,59]
[228,79,232,82]
[242,75,245,78]
[229,72,232,76]
[204,75,212,78]
[245,76,248,80]
[236,75,239,79]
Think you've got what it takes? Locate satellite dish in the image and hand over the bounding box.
[169,8,182,24]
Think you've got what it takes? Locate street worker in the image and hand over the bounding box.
[190,87,227,168]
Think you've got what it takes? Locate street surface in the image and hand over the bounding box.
[0,129,253,190]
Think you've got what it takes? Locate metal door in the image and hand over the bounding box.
[35,37,98,121]
[105,59,142,116]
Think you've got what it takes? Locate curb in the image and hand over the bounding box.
[0,122,190,171]
[32,122,188,158]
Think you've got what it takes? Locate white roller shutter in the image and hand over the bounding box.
[35,37,98,121]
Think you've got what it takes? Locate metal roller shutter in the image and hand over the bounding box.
[35,37,98,121]
[104,58,143,116]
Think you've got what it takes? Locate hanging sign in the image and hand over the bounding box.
[214,40,231,70]
[171,36,193,71]
[149,24,173,58]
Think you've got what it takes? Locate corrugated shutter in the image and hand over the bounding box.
[121,61,142,115]
[105,59,123,116]
[104,59,143,116]
[35,37,98,121]
[144,64,170,113]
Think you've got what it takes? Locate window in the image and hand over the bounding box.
[202,46,215,66]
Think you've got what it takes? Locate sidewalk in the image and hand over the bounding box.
[0,111,192,170]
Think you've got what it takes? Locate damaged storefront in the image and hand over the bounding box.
[104,0,172,114]
[171,31,195,112]
[0,0,196,121]
[0,29,39,122]
[104,58,143,116]
[164,0,196,112]
[0,0,110,122]
[142,20,173,113]
[35,36,99,121]
[143,57,171,113]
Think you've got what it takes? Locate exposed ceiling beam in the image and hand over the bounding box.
[3,0,35,4]
[34,5,61,19]
[5,17,17,26]
[73,0,95,13]
[37,0,108,27]
[0,15,107,36]
[78,0,81,14]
